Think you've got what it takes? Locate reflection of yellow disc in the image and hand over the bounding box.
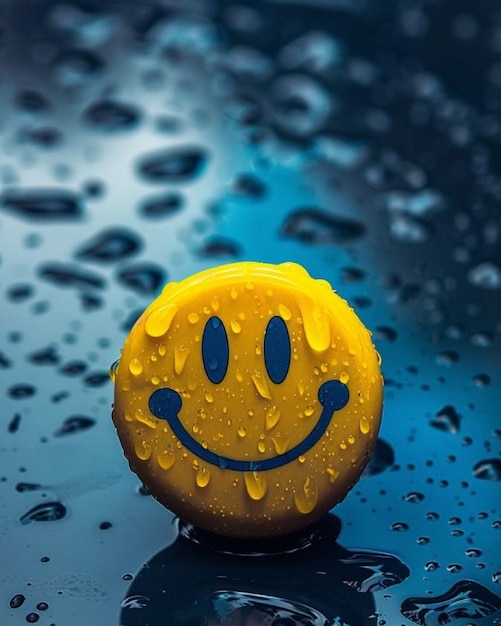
[112,262,383,538]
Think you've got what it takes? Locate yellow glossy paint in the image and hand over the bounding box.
[112,261,383,538]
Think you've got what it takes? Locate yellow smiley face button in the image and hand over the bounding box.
[112,261,383,538]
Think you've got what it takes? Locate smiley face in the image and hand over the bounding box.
[112,262,383,538]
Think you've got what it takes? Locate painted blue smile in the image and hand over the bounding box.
[148,379,349,472]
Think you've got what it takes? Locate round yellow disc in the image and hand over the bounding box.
[112,261,383,538]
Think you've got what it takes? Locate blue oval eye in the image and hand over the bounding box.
[264,316,291,384]
[202,316,229,384]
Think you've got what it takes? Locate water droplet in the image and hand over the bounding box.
[257,440,266,453]
[197,237,241,259]
[27,346,60,365]
[76,227,142,263]
[136,146,208,183]
[54,415,96,436]
[1,188,83,221]
[83,99,141,131]
[19,501,67,525]
[326,467,339,483]
[359,416,370,434]
[117,263,165,295]
[237,426,247,438]
[251,371,272,399]
[473,458,501,481]
[121,595,150,610]
[278,304,292,320]
[467,262,501,289]
[294,476,318,514]
[145,303,177,337]
[109,359,119,382]
[424,560,439,571]
[271,74,331,139]
[8,384,36,399]
[265,406,281,431]
[128,358,143,376]
[8,413,21,433]
[25,612,40,623]
[53,48,104,87]
[390,214,433,243]
[9,594,26,609]
[134,409,157,429]
[271,433,289,454]
[282,207,365,245]
[157,449,175,471]
[15,88,49,112]
[391,521,409,532]
[244,471,267,500]
[188,312,199,324]
[38,262,106,290]
[363,438,395,476]
[139,192,184,219]
[404,491,425,504]
[230,319,241,334]
[135,439,151,461]
[429,405,460,433]
[174,345,189,375]
[300,303,331,352]
[196,466,211,488]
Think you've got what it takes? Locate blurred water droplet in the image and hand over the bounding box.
[76,228,142,263]
[83,99,141,131]
[429,405,460,433]
[390,214,433,243]
[59,360,88,376]
[53,48,104,87]
[38,262,106,290]
[116,263,165,295]
[136,146,208,183]
[473,458,501,481]
[28,346,60,365]
[1,189,83,221]
[19,501,67,525]
[472,373,491,387]
[271,74,332,139]
[8,413,22,433]
[231,173,267,199]
[54,415,96,436]
[279,31,342,73]
[83,372,109,387]
[282,207,365,244]
[467,262,501,289]
[8,384,36,399]
[244,471,267,500]
[363,438,395,476]
[196,237,241,258]
[139,192,184,219]
[14,89,50,112]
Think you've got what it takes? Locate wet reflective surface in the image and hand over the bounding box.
[1,1,500,624]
